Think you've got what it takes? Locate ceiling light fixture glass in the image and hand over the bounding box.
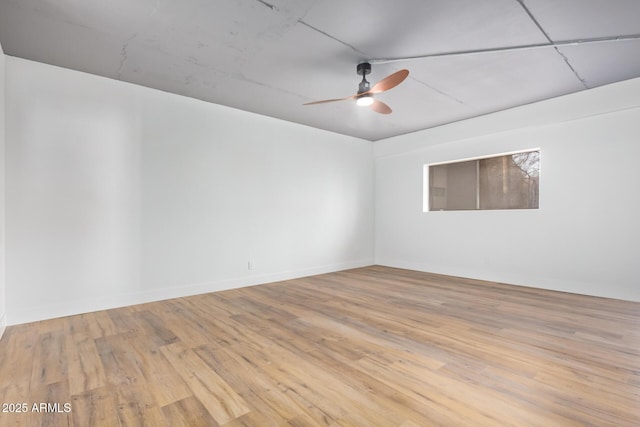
[356,94,374,106]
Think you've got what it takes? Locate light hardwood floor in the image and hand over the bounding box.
[0,266,639,426]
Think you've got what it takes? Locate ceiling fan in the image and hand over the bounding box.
[303,62,409,114]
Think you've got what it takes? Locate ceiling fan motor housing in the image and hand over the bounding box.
[358,80,371,94]
[357,62,372,94]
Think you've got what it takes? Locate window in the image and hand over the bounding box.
[425,150,539,211]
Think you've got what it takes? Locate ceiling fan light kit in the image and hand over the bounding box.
[356,94,375,107]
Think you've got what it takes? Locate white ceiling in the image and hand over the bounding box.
[1,0,639,141]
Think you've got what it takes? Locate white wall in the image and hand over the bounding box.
[374,77,640,301]
[0,43,6,337]
[5,57,374,325]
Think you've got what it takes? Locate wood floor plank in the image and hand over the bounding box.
[159,342,250,424]
[64,317,107,396]
[0,266,638,426]
[82,311,119,340]
[65,339,106,396]
[29,329,67,387]
[95,333,145,388]
[0,325,39,403]
[161,396,219,427]
[132,310,179,347]
[154,299,217,348]
[114,383,167,427]
[106,305,143,336]
[25,381,72,427]
[195,343,344,427]
[126,336,192,408]
[70,387,120,427]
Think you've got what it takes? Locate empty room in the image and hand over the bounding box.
[0,1,639,426]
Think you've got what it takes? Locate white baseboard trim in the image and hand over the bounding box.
[7,260,373,326]
[0,313,6,340]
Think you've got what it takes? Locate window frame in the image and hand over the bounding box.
[423,148,540,212]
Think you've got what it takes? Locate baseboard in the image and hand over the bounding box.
[0,313,6,340]
[7,259,374,326]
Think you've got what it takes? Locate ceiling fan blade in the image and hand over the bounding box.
[370,69,409,94]
[370,99,392,114]
[303,94,356,105]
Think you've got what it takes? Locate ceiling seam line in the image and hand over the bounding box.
[298,20,365,55]
[254,0,278,11]
[516,0,553,43]
[554,49,589,88]
[516,0,588,89]
[411,77,467,106]
[368,34,640,64]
